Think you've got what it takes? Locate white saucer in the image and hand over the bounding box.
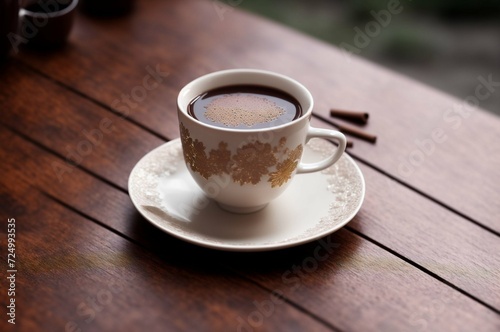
[128,138,365,251]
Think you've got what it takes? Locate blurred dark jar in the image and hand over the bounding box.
[0,0,20,58]
[80,0,134,17]
[20,0,79,48]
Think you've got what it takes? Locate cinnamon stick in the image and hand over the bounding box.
[330,138,354,148]
[330,109,369,125]
[332,120,377,143]
[312,113,377,143]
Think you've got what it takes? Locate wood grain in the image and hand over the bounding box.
[0,166,332,332]
[16,0,500,232]
[0,64,164,189]
[1,107,498,331]
[1,0,499,330]
[1,60,498,312]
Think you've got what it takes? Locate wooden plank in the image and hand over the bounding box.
[1,123,499,331]
[230,231,500,332]
[0,65,164,189]
[1,62,499,310]
[353,163,500,308]
[0,169,331,331]
[16,0,500,231]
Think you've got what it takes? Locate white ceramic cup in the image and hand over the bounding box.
[177,69,346,213]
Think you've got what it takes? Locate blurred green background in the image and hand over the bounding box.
[236,0,500,116]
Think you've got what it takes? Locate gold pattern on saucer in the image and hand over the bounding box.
[180,123,303,187]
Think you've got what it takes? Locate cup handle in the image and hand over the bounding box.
[296,127,347,174]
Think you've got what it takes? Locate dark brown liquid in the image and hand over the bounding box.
[188,85,302,130]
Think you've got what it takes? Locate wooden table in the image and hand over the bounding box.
[1,0,499,331]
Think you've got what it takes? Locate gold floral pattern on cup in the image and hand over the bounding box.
[180,123,303,188]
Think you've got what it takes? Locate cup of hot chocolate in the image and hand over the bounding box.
[177,69,347,213]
